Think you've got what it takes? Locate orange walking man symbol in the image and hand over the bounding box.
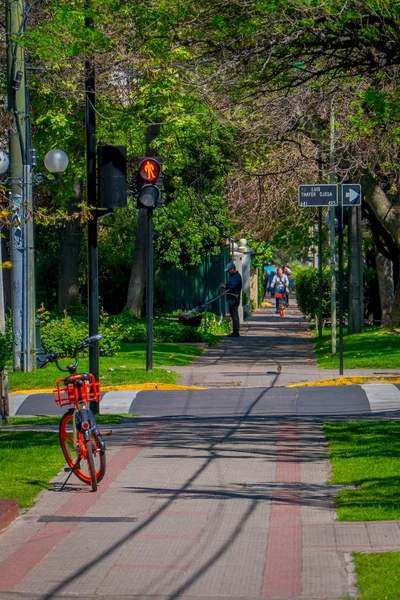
[144,160,156,180]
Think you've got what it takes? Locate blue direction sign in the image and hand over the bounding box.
[298,184,338,207]
[342,183,361,207]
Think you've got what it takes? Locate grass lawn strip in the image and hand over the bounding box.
[8,342,203,392]
[0,415,128,509]
[324,421,400,521]
[352,552,400,600]
[0,429,65,509]
[324,421,400,599]
[314,326,400,369]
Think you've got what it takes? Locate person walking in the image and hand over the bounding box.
[220,261,242,337]
[270,267,290,314]
[283,265,292,306]
[262,270,269,300]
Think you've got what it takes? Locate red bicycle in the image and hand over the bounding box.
[38,335,107,492]
[275,292,287,317]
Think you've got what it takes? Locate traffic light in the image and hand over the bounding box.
[136,157,163,209]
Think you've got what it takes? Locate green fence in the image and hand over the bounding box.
[160,249,230,315]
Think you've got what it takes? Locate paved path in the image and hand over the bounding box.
[1,416,400,599]
[169,301,400,388]
[2,301,400,598]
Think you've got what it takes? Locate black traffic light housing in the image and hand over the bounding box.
[136,157,163,209]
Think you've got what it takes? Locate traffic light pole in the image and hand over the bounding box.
[85,7,99,413]
[146,208,153,371]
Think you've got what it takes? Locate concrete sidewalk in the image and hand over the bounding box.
[1,415,399,599]
[169,300,400,388]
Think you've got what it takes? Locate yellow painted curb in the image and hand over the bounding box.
[12,383,207,395]
[288,376,400,388]
[102,383,207,391]
[261,301,273,307]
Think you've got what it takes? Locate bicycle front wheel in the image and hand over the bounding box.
[59,410,106,486]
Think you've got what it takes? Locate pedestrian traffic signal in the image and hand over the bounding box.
[136,157,163,209]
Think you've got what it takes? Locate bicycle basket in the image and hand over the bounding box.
[53,374,101,407]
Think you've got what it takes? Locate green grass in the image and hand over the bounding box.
[0,429,68,509]
[314,326,400,369]
[324,421,400,521]
[0,414,129,508]
[1,414,128,427]
[353,552,400,600]
[8,342,203,391]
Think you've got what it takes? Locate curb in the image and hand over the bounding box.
[10,383,207,395]
[0,499,19,533]
[288,376,400,388]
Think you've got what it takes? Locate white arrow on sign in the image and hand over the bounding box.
[345,188,360,203]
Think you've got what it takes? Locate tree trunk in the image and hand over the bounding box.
[375,252,394,326]
[126,209,147,316]
[58,180,82,308]
[348,206,363,333]
[360,173,400,326]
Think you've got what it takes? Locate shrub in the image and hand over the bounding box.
[111,309,223,344]
[202,312,230,335]
[294,266,333,319]
[37,305,122,357]
[0,333,9,372]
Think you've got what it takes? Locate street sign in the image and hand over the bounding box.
[342,183,361,207]
[298,184,338,207]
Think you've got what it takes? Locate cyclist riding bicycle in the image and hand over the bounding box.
[271,267,289,314]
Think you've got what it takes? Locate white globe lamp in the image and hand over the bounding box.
[44,149,69,174]
[0,151,9,174]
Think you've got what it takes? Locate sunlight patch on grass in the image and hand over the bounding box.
[324,421,400,521]
[353,552,400,600]
[314,326,400,369]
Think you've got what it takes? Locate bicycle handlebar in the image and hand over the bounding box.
[37,334,103,372]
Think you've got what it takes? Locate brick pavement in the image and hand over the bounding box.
[1,414,400,599]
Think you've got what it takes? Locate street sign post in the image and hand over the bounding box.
[342,183,361,207]
[300,181,362,379]
[298,184,338,207]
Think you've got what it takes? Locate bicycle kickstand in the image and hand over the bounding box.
[59,467,75,492]
[59,460,81,491]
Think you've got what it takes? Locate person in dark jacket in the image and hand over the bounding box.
[220,261,242,337]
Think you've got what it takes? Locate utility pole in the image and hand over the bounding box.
[6,0,35,372]
[329,101,337,355]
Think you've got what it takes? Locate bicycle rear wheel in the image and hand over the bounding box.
[59,410,106,486]
[85,440,97,492]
